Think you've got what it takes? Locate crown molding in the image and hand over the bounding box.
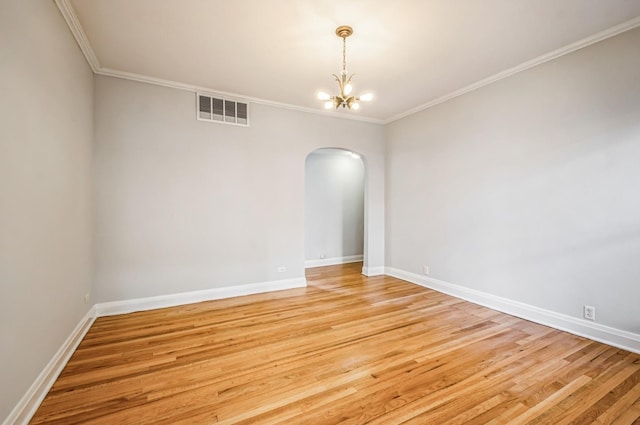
[55,0,639,125]
[384,15,640,124]
[54,0,100,72]
[53,0,384,124]
[95,67,385,124]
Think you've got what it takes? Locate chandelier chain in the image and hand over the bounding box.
[342,36,347,74]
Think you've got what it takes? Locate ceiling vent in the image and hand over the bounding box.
[197,93,249,126]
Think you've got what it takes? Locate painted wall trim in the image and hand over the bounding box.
[52,0,383,125]
[94,277,307,317]
[385,267,640,355]
[54,0,640,125]
[2,308,97,425]
[54,0,100,72]
[383,15,640,124]
[305,255,363,268]
[95,68,385,124]
[6,269,637,425]
[3,277,306,424]
[362,266,385,277]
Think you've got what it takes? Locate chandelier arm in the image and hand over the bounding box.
[332,73,346,97]
[345,74,354,86]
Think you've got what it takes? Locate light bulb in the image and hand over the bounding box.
[324,101,334,109]
[352,102,360,110]
[317,91,331,101]
[344,84,353,95]
[360,93,373,101]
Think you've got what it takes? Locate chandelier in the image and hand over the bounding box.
[318,25,373,110]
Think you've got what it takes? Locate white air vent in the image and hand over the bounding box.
[197,94,249,126]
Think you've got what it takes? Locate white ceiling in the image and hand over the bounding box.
[65,0,640,122]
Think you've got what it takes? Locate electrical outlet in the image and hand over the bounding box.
[84,293,90,304]
[584,305,596,321]
[423,265,430,275]
[277,266,286,273]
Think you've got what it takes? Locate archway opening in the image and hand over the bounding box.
[304,148,365,269]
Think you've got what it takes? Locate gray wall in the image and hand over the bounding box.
[305,149,365,261]
[0,0,94,421]
[94,75,385,303]
[386,27,640,334]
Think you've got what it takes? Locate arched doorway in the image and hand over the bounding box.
[304,148,365,268]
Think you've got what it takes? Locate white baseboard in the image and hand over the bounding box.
[385,267,640,354]
[12,267,637,425]
[3,307,97,425]
[362,266,385,276]
[94,277,307,317]
[304,255,363,268]
[4,277,307,424]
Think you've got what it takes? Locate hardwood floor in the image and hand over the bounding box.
[30,262,640,424]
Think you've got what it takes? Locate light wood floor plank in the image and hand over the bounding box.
[29,262,640,424]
